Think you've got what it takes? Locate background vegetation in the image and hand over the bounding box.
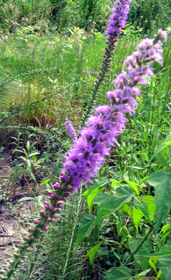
[0,0,171,279]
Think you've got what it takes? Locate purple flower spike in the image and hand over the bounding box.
[49,206,54,211]
[105,0,131,40]
[60,31,166,192]
[65,118,77,143]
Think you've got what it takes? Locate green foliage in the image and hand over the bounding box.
[104,267,134,280]
[149,171,171,235]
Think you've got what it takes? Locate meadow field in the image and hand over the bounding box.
[0,0,171,279]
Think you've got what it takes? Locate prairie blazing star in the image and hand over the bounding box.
[3,30,167,280]
[61,30,167,192]
[81,0,132,126]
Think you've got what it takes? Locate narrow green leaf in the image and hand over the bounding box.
[104,267,134,280]
[40,178,50,186]
[149,172,171,235]
[86,241,103,265]
[18,197,35,202]
[28,151,40,158]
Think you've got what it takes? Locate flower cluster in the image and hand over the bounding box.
[81,0,132,126]
[105,0,131,40]
[61,29,167,192]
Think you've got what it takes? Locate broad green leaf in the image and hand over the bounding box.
[128,238,152,271]
[93,187,133,212]
[149,171,171,235]
[158,255,171,280]
[131,208,143,231]
[86,241,103,265]
[134,197,150,222]
[104,267,134,280]
[152,135,171,159]
[76,214,95,249]
[141,195,155,221]
[156,152,170,168]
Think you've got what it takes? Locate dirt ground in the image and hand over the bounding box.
[0,152,37,274]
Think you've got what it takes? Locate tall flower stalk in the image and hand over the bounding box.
[81,0,132,127]
[1,29,167,280]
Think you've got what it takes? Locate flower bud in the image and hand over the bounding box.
[53,182,61,189]
[34,219,41,224]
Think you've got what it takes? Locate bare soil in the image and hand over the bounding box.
[0,152,37,274]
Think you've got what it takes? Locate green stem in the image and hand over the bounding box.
[62,188,83,279]
[124,223,154,267]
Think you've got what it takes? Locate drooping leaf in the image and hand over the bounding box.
[141,195,155,221]
[126,181,139,196]
[75,214,95,249]
[149,256,159,273]
[87,187,102,213]
[134,197,150,222]
[104,267,134,280]
[149,171,171,235]
[158,255,171,280]
[86,241,103,265]
[131,208,143,231]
